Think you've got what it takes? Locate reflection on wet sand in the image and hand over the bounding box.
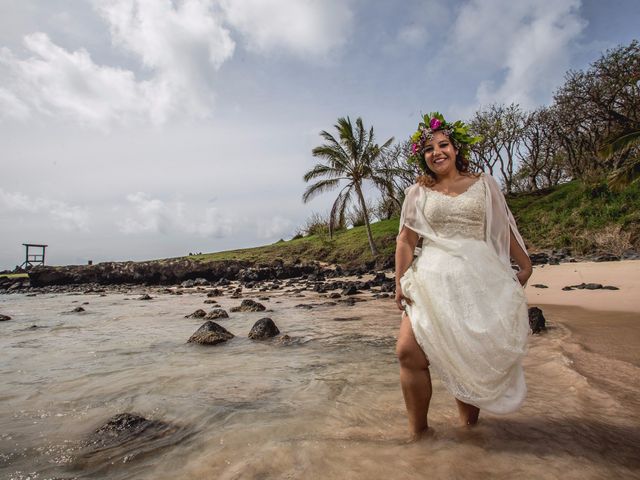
[0,286,638,479]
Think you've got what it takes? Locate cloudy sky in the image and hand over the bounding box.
[1,0,638,270]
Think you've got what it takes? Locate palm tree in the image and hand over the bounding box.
[303,117,394,256]
[599,128,640,190]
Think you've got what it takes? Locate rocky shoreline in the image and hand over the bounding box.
[1,248,637,295]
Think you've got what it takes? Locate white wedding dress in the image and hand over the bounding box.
[399,174,529,414]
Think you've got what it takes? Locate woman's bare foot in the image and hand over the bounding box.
[455,399,480,426]
[406,426,435,443]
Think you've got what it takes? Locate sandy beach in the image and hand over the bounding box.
[525,260,640,367]
[0,259,639,479]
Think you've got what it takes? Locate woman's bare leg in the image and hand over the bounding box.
[396,313,432,438]
[455,398,480,426]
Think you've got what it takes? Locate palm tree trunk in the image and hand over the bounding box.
[354,182,378,256]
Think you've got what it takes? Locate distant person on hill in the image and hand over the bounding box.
[395,112,532,440]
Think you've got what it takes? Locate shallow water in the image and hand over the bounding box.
[1,286,639,479]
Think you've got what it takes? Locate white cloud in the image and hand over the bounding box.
[219,0,353,59]
[118,192,233,237]
[0,33,159,127]
[450,0,586,108]
[0,0,235,127]
[0,188,90,231]
[96,0,235,117]
[256,215,293,240]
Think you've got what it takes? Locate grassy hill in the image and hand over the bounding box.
[509,179,639,254]
[190,179,639,266]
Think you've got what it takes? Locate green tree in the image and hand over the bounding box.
[302,116,393,256]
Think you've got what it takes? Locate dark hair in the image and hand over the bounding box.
[416,135,473,187]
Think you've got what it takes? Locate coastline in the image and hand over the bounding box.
[525,260,640,367]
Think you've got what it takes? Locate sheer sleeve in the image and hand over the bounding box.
[398,183,430,238]
[483,174,528,268]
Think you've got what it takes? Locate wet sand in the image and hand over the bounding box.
[0,260,638,479]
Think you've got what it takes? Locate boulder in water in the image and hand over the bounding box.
[248,318,280,339]
[204,308,229,319]
[188,321,234,345]
[528,307,546,334]
[0,314,11,321]
[185,309,206,318]
[230,299,266,312]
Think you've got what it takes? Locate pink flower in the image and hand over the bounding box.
[429,118,442,130]
[411,143,418,153]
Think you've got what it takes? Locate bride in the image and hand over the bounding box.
[394,112,532,439]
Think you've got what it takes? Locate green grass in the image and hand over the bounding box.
[190,218,400,267]
[0,273,29,279]
[189,179,639,266]
[508,179,640,254]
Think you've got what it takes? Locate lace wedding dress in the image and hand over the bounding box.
[399,174,529,414]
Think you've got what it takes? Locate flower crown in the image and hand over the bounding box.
[407,112,481,172]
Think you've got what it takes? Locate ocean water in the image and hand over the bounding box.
[1,287,639,479]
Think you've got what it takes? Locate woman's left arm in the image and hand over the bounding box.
[510,229,532,286]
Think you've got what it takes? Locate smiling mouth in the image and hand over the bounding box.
[433,157,447,164]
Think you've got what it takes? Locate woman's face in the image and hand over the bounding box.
[424,131,459,177]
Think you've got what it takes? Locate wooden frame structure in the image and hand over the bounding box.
[20,243,48,269]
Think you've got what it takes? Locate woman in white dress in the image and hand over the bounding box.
[395,113,532,439]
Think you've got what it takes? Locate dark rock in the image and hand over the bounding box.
[204,308,229,319]
[530,253,549,265]
[583,283,603,290]
[248,317,280,339]
[333,316,361,322]
[528,307,546,334]
[181,279,195,288]
[203,299,218,304]
[342,285,358,296]
[380,282,395,293]
[230,299,266,312]
[73,306,85,312]
[275,334,293,345]
[187,321,234,345]
[562,286,574,291]
[138,294,153,300]
[207,288,223,297]
[185,309,206,318]
[593,253,620,262]
[374,293,390,299]
[81,412,179,460]
[0,314,11,321]
[295,304,313,310]
[329,292,341,299]
[621,250,640,260]
[602,285,620,290]
[532,284,549,289]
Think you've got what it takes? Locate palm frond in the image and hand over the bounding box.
[302,178,342,203]
[302,163,346,182]
[328,183,354,237]
[311,145,351,171]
